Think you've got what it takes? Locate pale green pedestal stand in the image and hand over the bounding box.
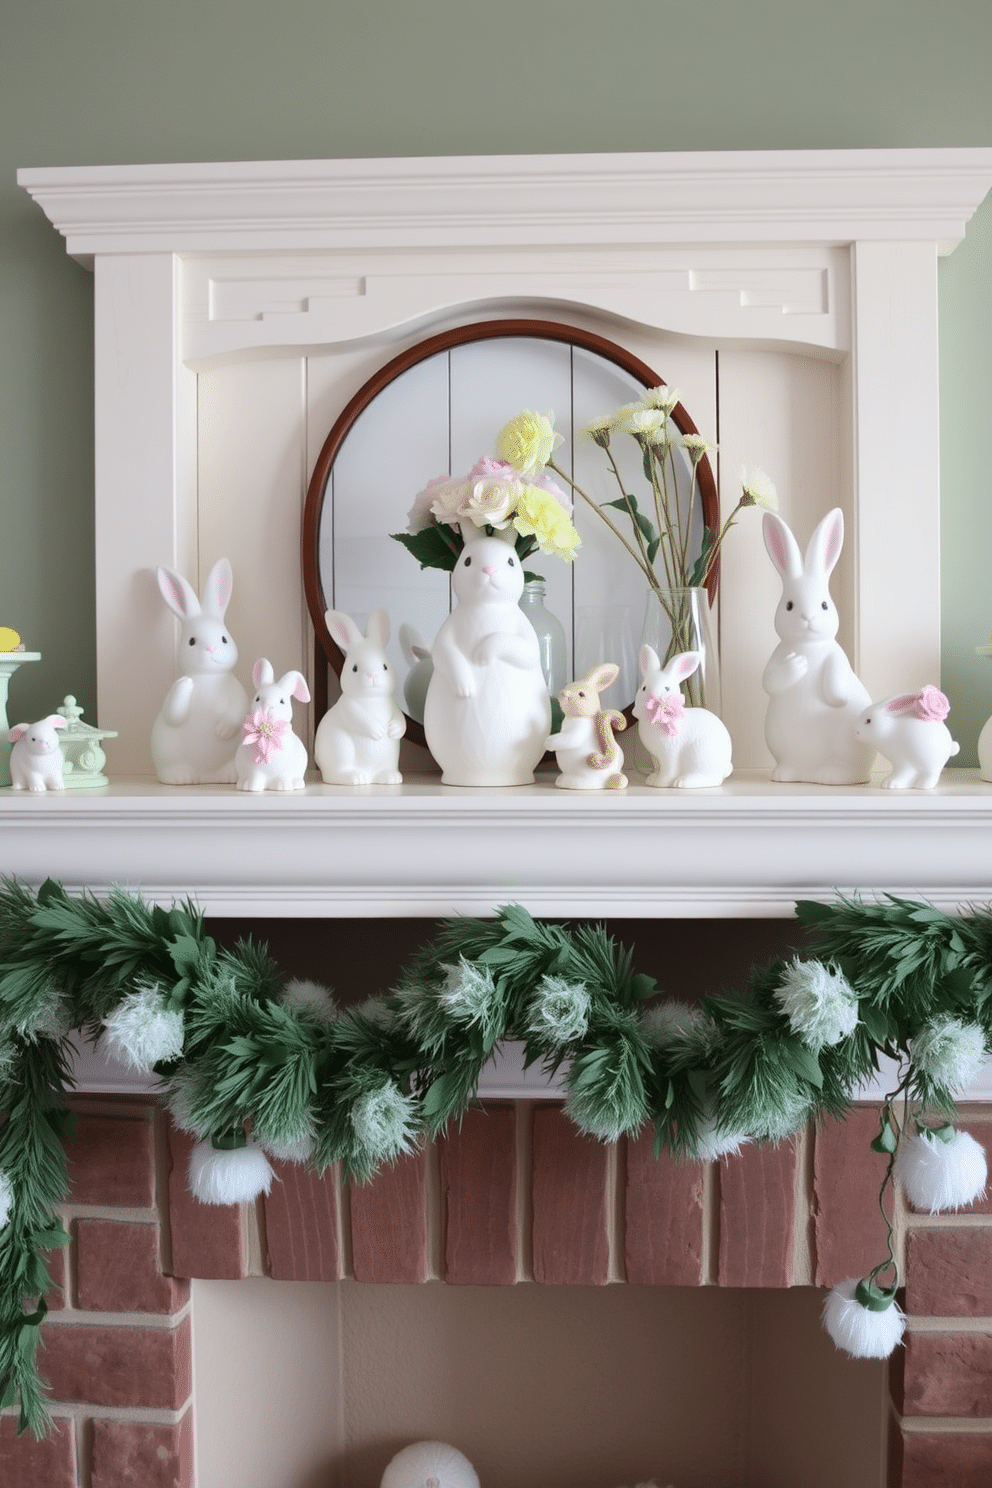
[55,695,118,789]
[0,652,42,787]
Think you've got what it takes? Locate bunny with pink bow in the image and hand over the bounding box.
[633,646,732,789]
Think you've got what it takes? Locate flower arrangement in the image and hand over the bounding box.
[392,421,581,580]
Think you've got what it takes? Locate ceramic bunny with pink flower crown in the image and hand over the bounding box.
[854,686,959,789]
[235,660,311,792]
[761,508,874,784]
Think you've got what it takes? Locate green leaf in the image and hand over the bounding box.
[390,526,460,573]
[604,495,658,549]
[780,1037,824,1089]
[688,527,717,588]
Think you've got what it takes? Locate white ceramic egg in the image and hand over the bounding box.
[380,1440,480,1488]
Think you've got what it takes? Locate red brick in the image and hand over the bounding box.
[0,1415,76,1488]
[441,1105,517,1285]
[814,1107,889,1286]
[42,1317,192,1409]
[903,1330,992,1416]
[264,1161,341,1282]
[350,1149,428,1283]
[75,1219,189,1313]
[166,1124,246,1280]
[719,1138,796,1288]
[92,1414,193,1488]
[531,1106,610,1285]
[905,1228,992,1317]
[624,1131,705,1286]
[957,1115,992,1217]
[899,1430,992,1487]
[65,1110,155,1208]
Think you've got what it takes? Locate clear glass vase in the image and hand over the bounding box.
[519,580,568,728]
[640,587,721,713]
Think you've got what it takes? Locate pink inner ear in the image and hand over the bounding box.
[821,512,843,572]
[292,676,311,704]
[9,725,27,743]
[158,570,191,616]
[885,694,918,714]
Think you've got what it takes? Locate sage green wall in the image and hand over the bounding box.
[2,0,991,753]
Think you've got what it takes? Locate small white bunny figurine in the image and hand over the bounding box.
[399,622,434,725]
[633,647,732,788]
[424,528,551,787]
[151,558,248,785]
[761,508,874,784]
[9,715,68,791]
[236,660,311,792]
[546,663,628,790]
[314,609,405,785]
[855,686,960,789]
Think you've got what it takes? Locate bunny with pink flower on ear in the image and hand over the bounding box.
[761,507,875,785]
[855,686,959,789]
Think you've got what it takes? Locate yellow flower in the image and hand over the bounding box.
[740,466,779,512]
[513,486,581,561]
[494,411,563,475]
[639,384,682,414]
[615,405,669,442]
[677,434,718,465]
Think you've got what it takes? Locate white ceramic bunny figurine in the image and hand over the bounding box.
[546,663,628,790]
[634,647,732,788]
[236,659,311,792]
[423,529,551,787]
[151,558,248,785]
[8,715,68,791]
[313,609,405,785]
[399,622,434,725]
[761,508,874,784]
[855,686,960,789]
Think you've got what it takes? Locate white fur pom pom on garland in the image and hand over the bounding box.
[380,1440,480,1488]
[101,983,185,1071]
[0,1169,12,1229]
[188,1136,275,1205]
[895,1126,988,1213]
[822,1278,906,1359]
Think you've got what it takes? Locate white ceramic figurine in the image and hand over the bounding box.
[8,714,68,791]
[424,528,551,787]
[236,660,311,792]
[398,622,434,725]
[634,647,732,788]
[761,508,874,784]
[546,663,628,790]
[314,609,405,785]
[855,686,960,789]
[150,558,248,785]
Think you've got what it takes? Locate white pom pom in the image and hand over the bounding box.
[774,958,858,1050]
[280,978,337,1026]
[102,984,185,1071]
[381,1440,480,1488]
[189,1138,275,1205]
[822,1277,905,1359]
[0,1170,12,1229]
[683,1112,750,1161]
[896,1126,987,1213]
[256,1130,315,1164]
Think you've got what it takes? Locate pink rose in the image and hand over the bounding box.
[913,685,950,722]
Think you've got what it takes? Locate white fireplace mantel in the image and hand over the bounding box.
[12,147,992,922]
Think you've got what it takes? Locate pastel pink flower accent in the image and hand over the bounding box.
[242,708,290,765]
[644,692,685,736]
[469,457,518,481]
[913,686,950,722]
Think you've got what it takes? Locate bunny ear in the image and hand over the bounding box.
[157,566,200,619]
[804,508,844,578]
[583,663,620,692]
[885,694,920,715]
[252,658,274,688]
[279,671,311,704]
[44,715,68,730]
[8,724,28,743]
[666,650,702,682]
[201,558,234,619]
[365,609,391,648]
[639,644,661,676]
[762,512,803,580]
[325,610,363,654]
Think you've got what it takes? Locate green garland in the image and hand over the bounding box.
[1,879,991,1434]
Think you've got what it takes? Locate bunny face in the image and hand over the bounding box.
[248,658,311,719]
[450,533,525,607]
[326,608,397,700]
[558,664,620,719]
[633,647,701,720]
[763,509,842,646]
[157,558,239,675]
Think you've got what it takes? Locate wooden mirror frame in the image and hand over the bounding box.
[302,318,720,748]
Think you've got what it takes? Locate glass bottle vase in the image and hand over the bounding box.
[640,587,721,714]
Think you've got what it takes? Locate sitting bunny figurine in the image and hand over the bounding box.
[314,609,405,785]
[761,508,874,784]
[151,558,248,785]
[545,663,628,790]
[855,686,959,789]
[634,647,732,788]
[8,715,68,792]
[236,660,311,792]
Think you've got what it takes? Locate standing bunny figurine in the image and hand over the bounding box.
[424,529,551,787]
[546,663,628,790]
[855,686,959,789]
[8,715,68,792]
[151,558,248,785]
[761,508,874,784]
[314,609,405,785]
[634,647,732,788]
[236,660,311,792]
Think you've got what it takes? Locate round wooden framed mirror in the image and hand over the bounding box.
[302,319,719,747]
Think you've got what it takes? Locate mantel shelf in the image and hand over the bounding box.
[3,769,991,920]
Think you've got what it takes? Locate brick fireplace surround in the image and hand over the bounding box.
[1,1093,990,1488]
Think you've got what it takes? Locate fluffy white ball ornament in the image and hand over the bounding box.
[895,1125,988,1213]
[101,983,185,1071]
[380,1441,480,1488]
[0,1169,12,1229]
[822,1277,905,1359]
[188,1134,275,1205]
